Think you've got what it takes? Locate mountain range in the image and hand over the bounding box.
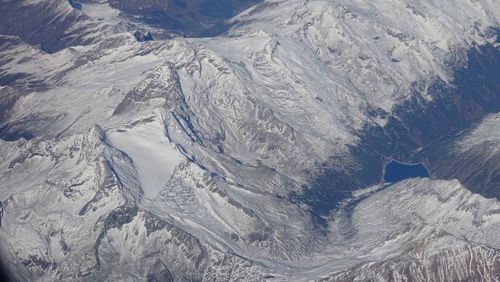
[0,0,499,280]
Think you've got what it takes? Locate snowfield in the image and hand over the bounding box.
[0,0,499,280]
[106,114,185,199]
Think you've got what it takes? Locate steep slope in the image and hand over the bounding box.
[318,178,500,281]
[418,112,500,200]
[0,0,499,280]
[106,0,263,35]
[0,128,267,280]
[0,0,85,53]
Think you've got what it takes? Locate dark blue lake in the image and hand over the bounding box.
[384,160,429,183]
[68,0,82,10]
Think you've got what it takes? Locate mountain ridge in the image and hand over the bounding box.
[0,0,499,280]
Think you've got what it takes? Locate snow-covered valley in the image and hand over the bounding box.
[0,0,499,280]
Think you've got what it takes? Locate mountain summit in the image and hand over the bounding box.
[0,0,499,280]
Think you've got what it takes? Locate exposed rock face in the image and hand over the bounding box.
[0,0,499,280]
[133,30,153,42]
[324,245,500,282]
[321,178,500,282]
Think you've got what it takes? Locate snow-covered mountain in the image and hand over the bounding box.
[0,0,499,280]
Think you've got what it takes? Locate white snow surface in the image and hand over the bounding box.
[0,0,499,280]
[106,115,184,199]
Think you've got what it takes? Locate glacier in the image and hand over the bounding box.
[0,0,499,280]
